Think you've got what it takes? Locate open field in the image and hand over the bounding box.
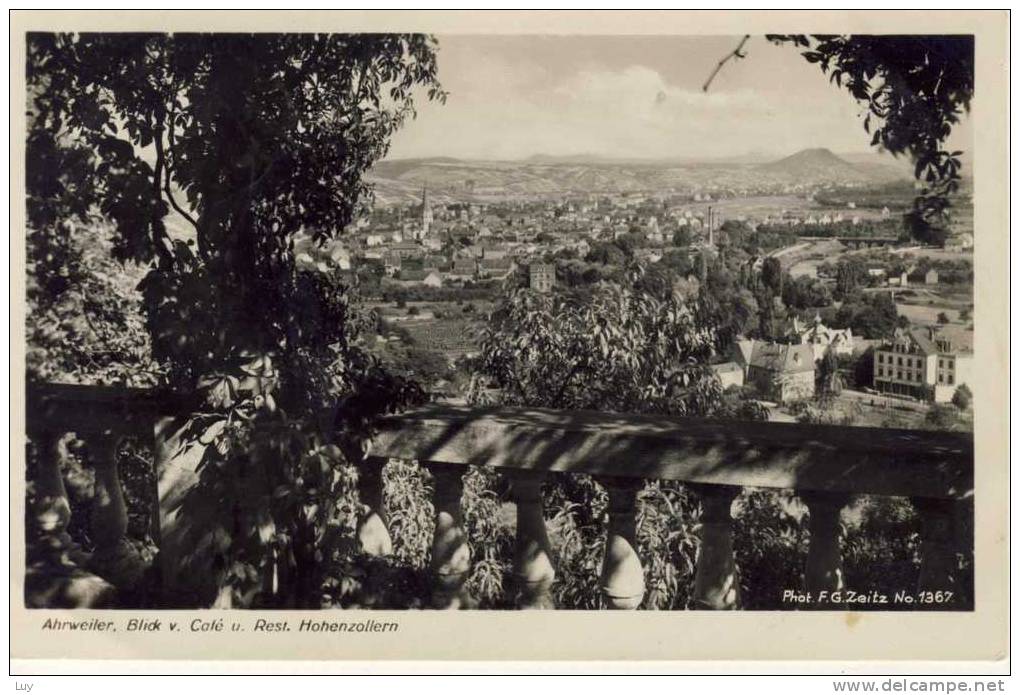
[892,247,974,262]
[895,302,962,325]
[400,317,483,355]
[370,299,497,318]
[785,239,845,277]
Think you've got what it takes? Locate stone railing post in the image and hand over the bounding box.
[427,463,472,609]
[25,430,114,608]
[599,477,645,609]
[509,470,556,609]
[913,497,958,595]
[692,484,741,610]
[87,433,143,589]
[28,431,86,566]
[356,457,392,557]
[802,491,848,597]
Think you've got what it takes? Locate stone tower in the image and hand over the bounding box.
[420,184,433,238]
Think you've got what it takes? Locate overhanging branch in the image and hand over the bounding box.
[703,35,751,92]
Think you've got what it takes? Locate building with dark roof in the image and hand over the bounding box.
[785,314,854,361]
[448,258,478,281]
[478,257,516,280]
[394,269,443,287]
[390,242,425,259]
[733,340,815,403]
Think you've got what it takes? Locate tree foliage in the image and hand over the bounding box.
[951,383,972,411]
[835,257,867,299]
[474,268,724,416]
[816,349,843,400]
[768,35,974,244]
[27,220,162,386]
[835,291,903,340]
[27,32,445,606]
[28,32,445,389]
[760,256,784,297]
[782,274,832,310]
[469,268,769,609]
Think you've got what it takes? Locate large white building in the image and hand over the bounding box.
[872,327,973,402]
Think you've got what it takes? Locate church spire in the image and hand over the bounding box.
[420,182,433,238]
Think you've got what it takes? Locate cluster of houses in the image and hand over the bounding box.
[866,265,940,288]
[294,185,576,290]
[295,188,974,409]
[711,315,854,403]
[709,313,974,405]
[378,245,519,287]
[309,187,722,287]
[315,183,937,293]
[756,210,877,228]
[353,188,738,269]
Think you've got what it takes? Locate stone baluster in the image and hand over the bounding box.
[29,430,88,567]
[802,491,848,598]
[87,433,143,588]
[600,477,645,609]
[509,470,556,609]
[913,497,958,595]
[427,463,472,609]
[691,484,741,610]
[356,457,392,557]
[26,430,115,608]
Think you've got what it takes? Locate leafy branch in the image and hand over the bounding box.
[702,34,973,245]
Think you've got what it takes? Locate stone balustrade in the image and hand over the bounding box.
[24,384,974,610]
[24,384,192,607]
[365,405,973,610]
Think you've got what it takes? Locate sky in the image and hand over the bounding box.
[386,35,972,162]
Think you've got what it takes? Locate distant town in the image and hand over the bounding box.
[293,147,974,428]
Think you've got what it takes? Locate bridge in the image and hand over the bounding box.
[798,236,904,249]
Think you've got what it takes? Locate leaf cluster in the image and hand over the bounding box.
[769,35,973,243]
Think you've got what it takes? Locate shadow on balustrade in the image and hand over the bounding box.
[23,385,974,611]
[363,405,973,611]
[371,405,973,499]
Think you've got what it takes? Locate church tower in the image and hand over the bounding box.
[420,184,433,238]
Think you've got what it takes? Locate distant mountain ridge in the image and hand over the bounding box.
[366,148,910,205]
[759,148,865,178]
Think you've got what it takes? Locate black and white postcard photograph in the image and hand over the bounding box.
[9,9,1009,673]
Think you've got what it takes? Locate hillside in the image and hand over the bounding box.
[365,149,909,206]
[758,148,881,183]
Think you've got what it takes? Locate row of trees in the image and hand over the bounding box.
[756,218,907,241]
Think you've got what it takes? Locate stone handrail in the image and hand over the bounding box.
[24,383,974,610]
[367,405,972,609]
